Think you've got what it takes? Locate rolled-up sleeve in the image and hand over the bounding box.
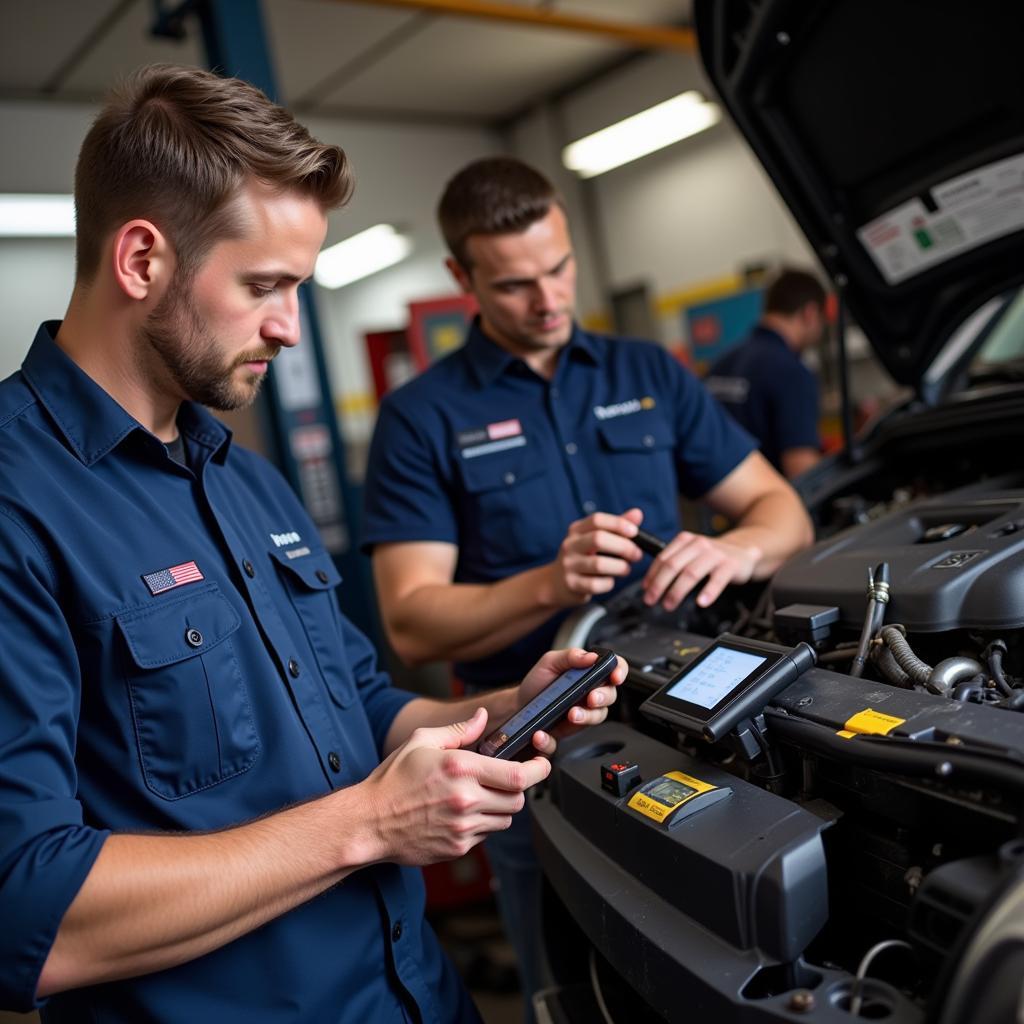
[0,506,108,1010]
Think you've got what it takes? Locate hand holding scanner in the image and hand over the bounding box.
[479,648,619,760]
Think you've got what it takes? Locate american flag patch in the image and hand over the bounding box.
[487,418,522,440]
[142,561,204,595]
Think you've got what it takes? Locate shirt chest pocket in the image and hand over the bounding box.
[269,547,356,709]
[456,451,556,567]
[117,584,259,801]
[597,413,677,514]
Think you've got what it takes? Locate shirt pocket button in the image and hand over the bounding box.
[185,628,204,648]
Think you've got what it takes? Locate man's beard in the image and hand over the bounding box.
[139,284,277,411]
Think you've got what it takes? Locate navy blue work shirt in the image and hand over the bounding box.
[704,325,820,472]
[0,324,479,1024]
[362,320,754,689]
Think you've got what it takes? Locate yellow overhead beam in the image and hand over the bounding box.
[332,0,696,52]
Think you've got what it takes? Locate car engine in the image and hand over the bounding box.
[533,463,1024,1024]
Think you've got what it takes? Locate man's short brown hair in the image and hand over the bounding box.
[74,63,354,282]
[437,156,563,268]
[763,267,827,316]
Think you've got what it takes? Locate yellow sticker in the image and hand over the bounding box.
[628,770,717,822]
[837,708,906,740]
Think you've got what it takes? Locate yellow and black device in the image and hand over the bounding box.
[627,770,731,828]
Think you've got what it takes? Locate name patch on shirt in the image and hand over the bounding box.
[705,376,750,403]
[593,396,656,420]
[142,561,204,595]
[458,419,527,459]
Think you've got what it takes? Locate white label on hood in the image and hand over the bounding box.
[857,151,1024,284]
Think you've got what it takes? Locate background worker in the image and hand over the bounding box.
[362,157,814,1017]
[705,267,829,479]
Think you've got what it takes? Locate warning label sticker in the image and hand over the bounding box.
[857,152,1024,283]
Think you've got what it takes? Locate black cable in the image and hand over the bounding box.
[765,710,1024,792]
[851,563,890,678]
[849,940,914,1016]
[749,719,781,777]
[987,641,1013,697]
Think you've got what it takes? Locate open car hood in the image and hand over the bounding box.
[694,0,1024,389]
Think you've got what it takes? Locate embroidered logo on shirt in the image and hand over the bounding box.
[142,561,204,595]
[457,420,527,459]
[270,531,302,547]
[593,396,656,420]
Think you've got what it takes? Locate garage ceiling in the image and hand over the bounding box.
[0,0,693,125]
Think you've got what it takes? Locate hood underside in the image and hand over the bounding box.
[695,0,1024,387]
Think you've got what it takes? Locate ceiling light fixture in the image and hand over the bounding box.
[562,91,721,179]
[0,194,76,237]
[314,224,412,290]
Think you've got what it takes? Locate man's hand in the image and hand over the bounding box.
[361,708,550,866]
[542,508,646,607]
[515,647,627,756]
[642,531,761,611]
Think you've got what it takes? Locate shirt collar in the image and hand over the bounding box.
[21,321,231,467]
[462,317,603,388]
[752,323,789,348]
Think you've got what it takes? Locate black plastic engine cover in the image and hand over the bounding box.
[771,488,1024,631]
[546,723,829,960]
[533,722,924,1022]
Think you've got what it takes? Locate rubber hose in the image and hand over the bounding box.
[988,644,1013,697]
[880,625,932,686]
[875,643,912,688]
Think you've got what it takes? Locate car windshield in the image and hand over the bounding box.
[969,288,1024,376]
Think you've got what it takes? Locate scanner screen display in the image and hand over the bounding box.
[495,664,588,739]
[666,648,767,709]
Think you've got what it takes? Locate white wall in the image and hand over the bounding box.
[505,50,818,344]
[0,238,76,379]
[0,102,96,380]
[591,125,815,301]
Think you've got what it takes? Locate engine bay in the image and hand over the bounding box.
[534,465,1024,1023]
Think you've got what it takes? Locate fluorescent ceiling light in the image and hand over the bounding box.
[314,223,412,290]
[0,194,76,237]
[562,91,721,179]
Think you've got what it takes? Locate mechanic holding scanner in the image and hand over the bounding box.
[362,156,815,1019]
[0,69,625,1024]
